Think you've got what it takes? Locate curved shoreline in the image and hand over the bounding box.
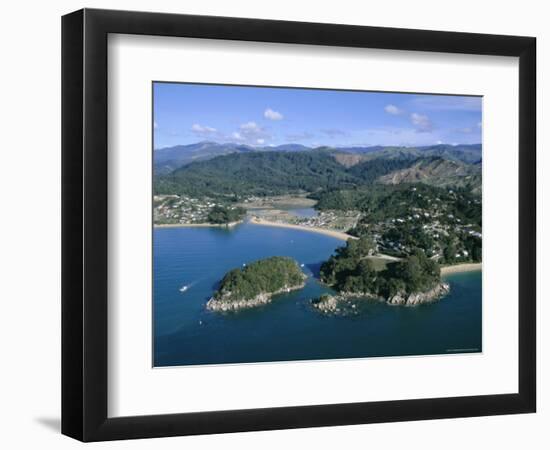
[441,263,482,274]
[249,217,355,241]
[154,220,243,229]
[154,220,481,276]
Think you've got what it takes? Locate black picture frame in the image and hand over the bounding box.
[62,8,536,442]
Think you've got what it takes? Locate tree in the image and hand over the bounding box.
[322,242,441,297]
[214,256,305,302]
[472,242,482,262]
[207,205,245,224]
[443,243,457,264]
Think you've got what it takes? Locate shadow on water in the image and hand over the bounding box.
[305,261,325,278]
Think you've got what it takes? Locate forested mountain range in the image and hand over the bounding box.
[155,151,399,197]
[154,145,482,198]
[154,141,482,173]
[154,141,311,174]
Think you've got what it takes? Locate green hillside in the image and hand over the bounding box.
[155,151,418,198]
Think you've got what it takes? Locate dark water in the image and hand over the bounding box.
[154,224,482,367]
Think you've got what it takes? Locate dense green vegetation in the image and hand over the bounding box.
[441,235,482,264]
[154,142,482,172]
[316,183,481,225]
[319,237,378,290]
[379,252,441,297]
[320,238,440,297]
[359,144,482,164]
[154,143,482,203]
[156,151,354,197]
[207,205,246,224]
[154,151,419,198]
[213,256,305,302]
[315,183,482,262]
[154,145,482,267]
[346,156,417,182]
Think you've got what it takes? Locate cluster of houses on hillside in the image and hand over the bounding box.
[357,190,482,260]
[287,210,361,232]
[154,195,220,224]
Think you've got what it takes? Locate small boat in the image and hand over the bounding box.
[179,285,188,293]
[300,264,305,268]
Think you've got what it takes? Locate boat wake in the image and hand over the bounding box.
[179,277,205,294]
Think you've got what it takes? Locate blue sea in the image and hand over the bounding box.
[153,223,482,367]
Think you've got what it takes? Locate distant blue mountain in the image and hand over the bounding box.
[269,143,311,152]
[349,144,482,164]
[336,145,386,154]
[154,142,256,174]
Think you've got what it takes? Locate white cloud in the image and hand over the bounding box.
[384,104,404,115]
[256,139,265,145]
[232,121,270,144]
[264,108,284,120]
[191,123,218,137]
[410,113,433,132]
[241,121,259,131]
[154,121,158,129]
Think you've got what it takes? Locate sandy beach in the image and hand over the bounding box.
[155,219,481,275]
[249,217,355,241]
[154,220,243,229]
[441,263,482,274]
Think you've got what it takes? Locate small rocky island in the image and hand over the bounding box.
[207,256,307,312]
[314,237,450,314]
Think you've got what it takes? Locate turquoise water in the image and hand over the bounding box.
[153,223,482,367]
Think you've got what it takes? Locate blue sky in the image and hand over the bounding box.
[153,82,482,149]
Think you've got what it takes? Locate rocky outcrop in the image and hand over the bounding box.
[312,292,382,315]
[312,282,450,315]
[312,294,341,314]
[206,281,306,312]
[386,282,450,306]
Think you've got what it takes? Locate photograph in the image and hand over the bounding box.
[1,1,542,446]
[152,83,483,367]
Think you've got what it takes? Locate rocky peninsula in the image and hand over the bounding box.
[207,256,306,312]
[312,281,450,315]
[313,237,451,314]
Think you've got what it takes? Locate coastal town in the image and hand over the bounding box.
[154,194,245,225]
[154,187,481,268]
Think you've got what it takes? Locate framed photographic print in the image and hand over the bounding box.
[62,8,536,442]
